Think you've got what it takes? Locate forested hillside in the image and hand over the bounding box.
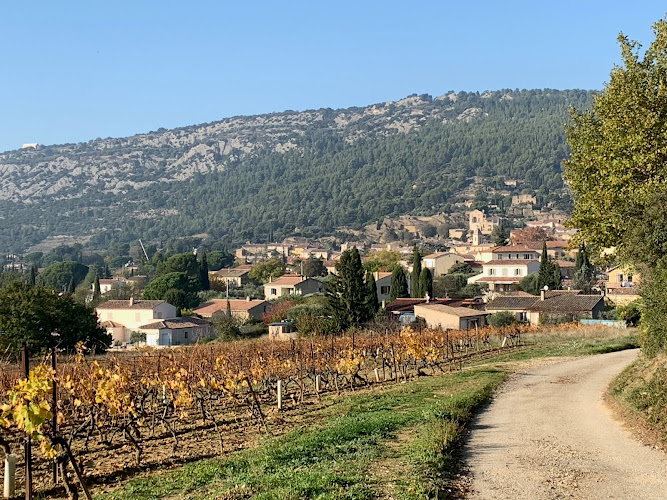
[0,89,593,253]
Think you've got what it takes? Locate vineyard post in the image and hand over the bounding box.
[51,348,58,485]
[374,368,380,383]
[21,345,33,500]
[277,380,282,410]
[3,453,15,498]
[315,375,321,393]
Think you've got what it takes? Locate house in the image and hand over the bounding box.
[193,298,269,321]
[373,271,393,305]
[525,240,572,260]
[526,291,605,325]
[486,295,540,323]
[468,246,541,292]
[422,252,467,277]
[139,317,213,347]
[96,298,178,345]
[210,268,251,288]
[414,303,490,330]
[264,275,325,299]
[604,265,641,305]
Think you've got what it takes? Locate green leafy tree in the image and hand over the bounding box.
[326,248,372,330]
[363,250,401,273]
[302,256,327,278]
[411,247,422,298]
[206,250,234,271]
[248,258,286,283]
[143,272,200,308]
[160,253,200,279]
[389,267,409,300]
[163,288,188,315]
[419,268,433,298]
[448,262,474,275]
[37,261,89,293]
[0,282,110,354]
[487,311,517,328]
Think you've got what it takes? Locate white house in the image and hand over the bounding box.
[96,299,177,345]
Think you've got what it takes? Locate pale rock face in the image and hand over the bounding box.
[0,92,483,203]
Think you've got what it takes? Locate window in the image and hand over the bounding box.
[184,332,188,339]
[488,268,495,276]
[515,268,522,276]
[270,288,277,296]
[380,285,390,295]
[627,275,633,282]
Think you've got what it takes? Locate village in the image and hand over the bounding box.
[77,207,640,349]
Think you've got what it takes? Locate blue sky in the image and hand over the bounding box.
[0,1,665,153]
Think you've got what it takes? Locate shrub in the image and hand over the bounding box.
[487,311,517,328]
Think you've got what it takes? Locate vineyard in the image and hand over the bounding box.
[0,324,526,498]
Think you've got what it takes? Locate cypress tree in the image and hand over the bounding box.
[325,247,369,330]
[67,276,75,293]
[390,267,409,300]
[200,252,210,291]
[93,275,101,299]
[365,272,379,316]
[419,268,433,298]
[29,264,37,287]
[411,247,422,298]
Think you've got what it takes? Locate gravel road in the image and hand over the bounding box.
[464,349,667,499]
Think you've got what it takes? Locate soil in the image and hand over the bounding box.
[463,349,667,499]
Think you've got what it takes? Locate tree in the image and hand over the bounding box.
[326,248,373,330]
[248,258,285,283]
[537,241,561,291]
[510,227,553,245]
[564,18,667,258]
[487,311,517,328]
[28,264,37,287]
[389,267,409,300]
[365,272,379,316]
[163,288,188,315]
[572,245,597,293]
[93,275,101,300]
[419,268,433,298]
[363,250,401,273]
[411,247,422,298]
[302,256,326,278]
[0,282,110,354]
[37,261,89,293]
[206,250,234,271]
[448,262,474,275]
[143,272,200,308]
[563,19,667,355]
[199,252,210,291]
[492,224,509,247]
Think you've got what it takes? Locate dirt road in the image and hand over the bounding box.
[464,349,667,499]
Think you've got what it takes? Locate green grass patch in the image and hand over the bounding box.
[104,327,637,499]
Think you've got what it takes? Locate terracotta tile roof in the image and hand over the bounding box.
[526,241,570,249]
[529,294,604,313]
[268,275,306,286]
[492,245,539,253]
[475,276,522,283]
[555,260,576,268]
[97,300,165,310]
[193,299,268,316]
[139,317,210,330]
[423,252,456,259]
[486,259,539,265]
[214,268,249,278]
[415,303,490,317]
[486,296,539,310]
[385,298,456,313]
[605,288,640,296]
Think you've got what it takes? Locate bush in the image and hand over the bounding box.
[487,311,516,328]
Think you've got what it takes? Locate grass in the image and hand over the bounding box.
[103,326,638,500]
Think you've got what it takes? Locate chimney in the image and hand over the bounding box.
[540,286,548,301]
[246,296,251,302]
[129,296,134,306]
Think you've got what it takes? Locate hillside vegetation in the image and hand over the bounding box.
[0,89,592,253]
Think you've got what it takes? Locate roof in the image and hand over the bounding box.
[485,259,539,265]
[475,276,522,283]
[100,320,124,328]
[139,317,211,330]
[97,300,166,310]
[415,303,490,317]
[529,294,604,313]
[423,252,456,259]
[194,299,267,315]
[385,298,457,313]
[605,287,640,296]
[268,275,306,286]
[555,260,576,268]
[374,271,392,280]
[486,296,540,310]
[214,268,249,278]
[526,241,570,249]
[492,245,540,253]
[100,278,124,285]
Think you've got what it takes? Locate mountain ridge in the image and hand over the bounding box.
[0,89,594,253]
